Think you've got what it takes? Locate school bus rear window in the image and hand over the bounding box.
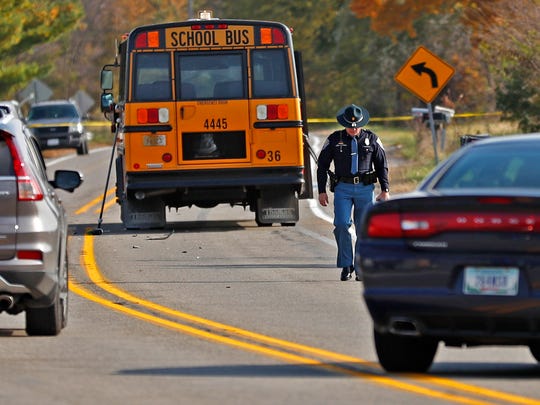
[133,53,172,101]
[177,52,246,100]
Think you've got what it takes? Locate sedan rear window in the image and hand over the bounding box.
[435,148,540,189]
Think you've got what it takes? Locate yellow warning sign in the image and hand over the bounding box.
[395,46,455,104]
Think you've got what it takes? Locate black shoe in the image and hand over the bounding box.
[340,266,353,281]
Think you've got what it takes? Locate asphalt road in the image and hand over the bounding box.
[1,141,539,405]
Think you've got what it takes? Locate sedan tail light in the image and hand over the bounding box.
[367,211,540,238]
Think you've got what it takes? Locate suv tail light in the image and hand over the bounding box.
[2,130,44,201]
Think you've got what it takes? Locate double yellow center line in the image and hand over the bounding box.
[68,234,540,405]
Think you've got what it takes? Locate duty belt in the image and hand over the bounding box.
[339,175,363,184]
[339,171,377,185]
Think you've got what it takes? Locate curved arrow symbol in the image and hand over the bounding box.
[412,62,438,88]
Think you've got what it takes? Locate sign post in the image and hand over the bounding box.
[395,46,455,163]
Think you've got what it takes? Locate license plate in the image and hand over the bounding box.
[143,134,166,146]
[463,267,519,296]
[47,138,60,146]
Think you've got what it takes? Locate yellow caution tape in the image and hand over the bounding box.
[307,111,501,124]
[80,111,502,128]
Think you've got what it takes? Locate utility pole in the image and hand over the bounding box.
[188,0,194,19]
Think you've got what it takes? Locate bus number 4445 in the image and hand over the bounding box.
[204,118,228,130]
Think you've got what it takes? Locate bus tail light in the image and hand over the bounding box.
[256,104,288,120]
[134,31,160,48]
[256,149,266,159]
[162,153,173,162]
[137,108,169,124]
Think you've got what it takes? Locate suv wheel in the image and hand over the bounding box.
[77,139,89,155]
[373,328,438,373]
[25,287,63,336]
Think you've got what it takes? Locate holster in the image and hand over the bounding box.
[328,170,337,192]
[362,170,377,185]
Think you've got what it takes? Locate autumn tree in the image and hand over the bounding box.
[480,1,540,132]
[0,0,83,98]
[36,0,189,105]
[350,0,540,131]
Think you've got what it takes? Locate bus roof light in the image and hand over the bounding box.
[134,31,160,48]
[134,32,147,48]
[147,31,160,47]
[198,10,213,20]
[191,23,228,30]
[260,27,286,45]
[272,28,286,44]
[260,28,272,45]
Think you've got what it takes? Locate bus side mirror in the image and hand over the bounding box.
[101,69,114,91]
[100,93,114,112]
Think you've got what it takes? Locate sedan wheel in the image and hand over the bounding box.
[529,343,540,362]
[374,328,438,373]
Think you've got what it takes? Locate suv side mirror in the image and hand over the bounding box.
[52,170,83,192]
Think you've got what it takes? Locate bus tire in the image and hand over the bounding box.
[255,214,272,227]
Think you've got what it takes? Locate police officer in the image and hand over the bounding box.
[317,104,390,281]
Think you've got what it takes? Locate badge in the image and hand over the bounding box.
[336,140,346,152]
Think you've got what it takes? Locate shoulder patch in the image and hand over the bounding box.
[322,138,330,150]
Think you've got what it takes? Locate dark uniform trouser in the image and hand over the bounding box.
[333,182,374,274]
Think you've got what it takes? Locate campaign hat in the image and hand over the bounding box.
[336,104,370,128]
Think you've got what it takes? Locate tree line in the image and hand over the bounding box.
[1,0,538,132]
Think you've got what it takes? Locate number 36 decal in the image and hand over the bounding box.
[266,150,281,161]
[204,118,228,129]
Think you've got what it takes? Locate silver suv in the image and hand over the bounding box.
[0,106,83,335]
[26,100,90,155]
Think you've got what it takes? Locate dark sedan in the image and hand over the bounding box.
[358,133,540,372]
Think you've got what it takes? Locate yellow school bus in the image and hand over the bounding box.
[100,11,313,229]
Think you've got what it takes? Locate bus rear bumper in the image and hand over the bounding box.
[125,167,305,191]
